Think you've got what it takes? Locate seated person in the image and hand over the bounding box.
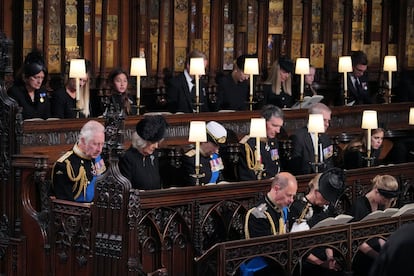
[105,68,135,115]
[166,50,212,113]
[288,103,334,175]
[8,49,51,120]
[289,168,346,276]
[52,60,91,118]
[52,120,106,202]
[119,115,168,190]
[262,56,295,109]
[216,54,250,111]
[340,128,389,169]
[245,171,298,238]
[238,104,285,181]
[181,121,227,185]
[349,174,399,276]
[304,65,318,97]
[243,172,297,275]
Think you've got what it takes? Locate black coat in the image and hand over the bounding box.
[51,87,78,118]
[119,147,162,190]
[8,84,51,120]
[216,73,249,110]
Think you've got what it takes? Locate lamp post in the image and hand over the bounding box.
[361,110,378,166]
[295,58,310,106]
[249,118,266,179]
[130,57,147,115]
[69,59,86,115]
[189,121,207,185]
[338,56,353,105]
[244,57,259,111]
[189,57,205,113]
[383,55,397,104]
[308,113,325,172]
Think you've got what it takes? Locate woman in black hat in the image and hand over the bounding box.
[289,168,346,276]
[8,49,51,120]
[262,56,295,109]
[349,174,399,276]
[118,115,168,190]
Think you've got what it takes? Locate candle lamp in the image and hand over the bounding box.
[130,57,147,115]
[189,57,206,113]
[338,56,353,105]
[249,118,266,180]
[383,55,397,104]
[295,58,310,106]
[308,113,325,173]
[69,59,86,114]
[188,121,207,185]
[244,57,259,111]
[409,107,414,125]
[361,110,378,167]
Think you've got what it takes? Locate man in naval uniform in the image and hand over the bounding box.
[52,120,106,202]
[238,104,285,181]
[181,121,227,186]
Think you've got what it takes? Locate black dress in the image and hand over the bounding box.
[262,84,293,108]
[51,87,77,118]
[216,73,249,110]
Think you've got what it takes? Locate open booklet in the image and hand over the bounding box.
[360,203,414,221]
[312,214,354,229]
[360,208,399,221]
[291,95,324,109]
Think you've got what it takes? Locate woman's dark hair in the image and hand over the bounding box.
[107,67,131,114]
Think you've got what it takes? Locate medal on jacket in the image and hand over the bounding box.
[40,92,46,103]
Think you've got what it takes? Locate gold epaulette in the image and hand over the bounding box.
[239,135,250,144]
[57,150,73,163]
[185,149,196,157]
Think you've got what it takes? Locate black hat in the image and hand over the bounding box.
[279,56,294,73]
[317,168,346,204]
[206,121,227,145]
[23,50,47,77]
[136,115,168,142]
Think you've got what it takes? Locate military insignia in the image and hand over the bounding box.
[40,97,44,103]
[270,149,279,161]
[251,203,268,218]
[57,150,73,163]
[323,145,333,159]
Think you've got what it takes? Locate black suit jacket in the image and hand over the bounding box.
[166,72,210,113]
[289,127,334,175]
[346,74,372,105]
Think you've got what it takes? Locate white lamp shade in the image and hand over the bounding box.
[308,114,325,133]
[69,59,86,78]
[189,57,205,75]
[130,57,147,76]
[249,118,267,138]
[410,108,414,125]
[383,55,397,72]
[189,121,207,142]
[244,58,259,75]
[361,110,378,129]
[338,56,353,73]
[295,58,310,75]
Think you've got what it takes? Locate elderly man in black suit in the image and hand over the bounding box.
[288,102,334,175]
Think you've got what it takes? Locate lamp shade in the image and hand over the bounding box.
[249,118,266,138]
[130,57,147,76]
[69,59,86,78]
[361,110,378,129]
[189,57,205,75]
[295,58,310,75]
[410,108,414,125]
[308,114,325,133]
[244,58,259,75]
[383,56,397,72]
[189,121,207,142]
[338,56,353,73]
